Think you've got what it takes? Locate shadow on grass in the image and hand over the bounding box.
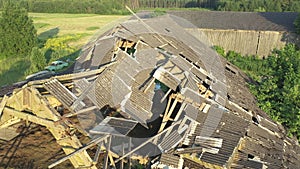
[62,49,82,61]
[45,48,81,62]
[37,27,60,48]
[0,59,31,87]
[53,49,83,75]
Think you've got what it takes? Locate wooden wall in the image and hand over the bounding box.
[186,29,299,57]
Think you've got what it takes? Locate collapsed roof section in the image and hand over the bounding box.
[0,14,299,169]
[73,14,299,168]
[75,15,227,127]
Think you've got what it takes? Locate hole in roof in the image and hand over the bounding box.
[252,116,259,124]
[155,79,170,93]
[242,107,249,112]
[127,117,163,138]
[117,39,137,58]
[225,65,237,74]
[166,101,182,129]
[202,81,210,89]
[112,53,117,60]
[179,53,192,63]
[100,105,119,118]
[248,154,255,159]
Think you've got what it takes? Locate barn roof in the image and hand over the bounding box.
[167,11,298,32]
[74,15,300,168]
[2,13,298,169]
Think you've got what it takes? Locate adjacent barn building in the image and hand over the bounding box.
[168,11,299,57]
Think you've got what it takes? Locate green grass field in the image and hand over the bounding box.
[0,13,129,86]
[31,13,128,47]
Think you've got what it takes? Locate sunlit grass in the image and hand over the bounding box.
[86,26,100,31]
[31,13,129,48]
[30,13,127,36]
[0,13,129,86]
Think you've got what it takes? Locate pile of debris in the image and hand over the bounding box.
[0,13,299,169]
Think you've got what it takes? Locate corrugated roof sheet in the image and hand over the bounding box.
[158,130,183,151]
[44,79,85,111]
[159,153,180,168]
[71,14,300,168]
[90,117,138,136]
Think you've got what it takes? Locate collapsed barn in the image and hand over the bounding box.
[0,14,300,169]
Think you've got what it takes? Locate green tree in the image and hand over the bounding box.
[0,0,37,58]
[215,44,300,142]
[290,1,300,12]
[294,14,300,34]
[260,45,300,138]
[27,47,47,74]
[216,0,300,12]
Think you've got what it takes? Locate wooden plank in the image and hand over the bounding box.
[48,135,109,168]
[0,95,8,118]
[64,106,98,118]
[158,95,178,133]
[71,79,97,110]
[0,117,21,129]
[160,88,172,103]
[104,135,112,169]
[93,142,103,163]
[153,67,180,91]
[157,94,173,134]
[3,107,56,128]
[0,126,20,141]
[174,102,187,121]
[4,107,96,168]
[143,77,155,93]
[27,62,116,86]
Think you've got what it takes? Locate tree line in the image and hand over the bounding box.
[0,0,128,15]
[217,0,300,12]
[1,0,300,14]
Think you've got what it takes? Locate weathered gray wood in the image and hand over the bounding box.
[115,120,181,164]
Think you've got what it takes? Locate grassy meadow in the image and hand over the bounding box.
[0,13,129,86]
[31,13,128,47]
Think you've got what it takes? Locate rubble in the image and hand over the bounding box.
[0,14,299,169]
